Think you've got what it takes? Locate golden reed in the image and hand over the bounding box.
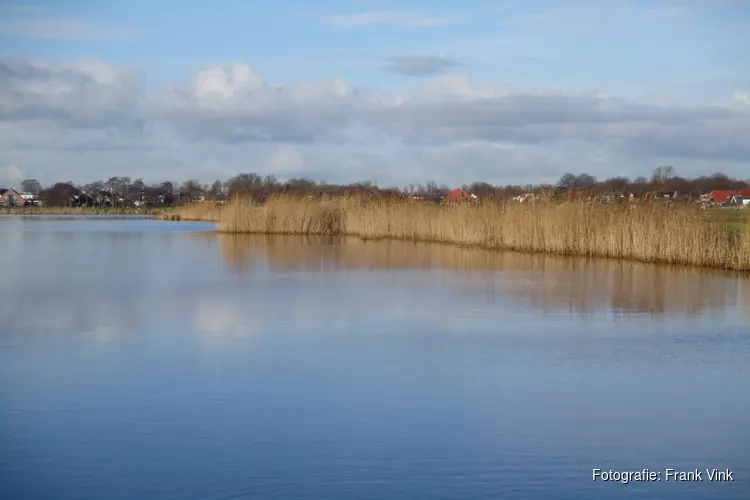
[159,203,225,222]
[175,196,750,270]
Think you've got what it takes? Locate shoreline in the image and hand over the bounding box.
[9,199,750,272]
[2,207,164,216]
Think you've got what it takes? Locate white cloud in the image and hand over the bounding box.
[193,64,265,101]
[0,57,144,130]
[732,91,750,107]
[1,57,749,187]
[268,147,305,175]
[0,163,24,186]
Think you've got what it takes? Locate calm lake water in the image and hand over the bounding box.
[1,216,749,500]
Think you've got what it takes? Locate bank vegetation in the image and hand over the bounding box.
[162,195,750,271]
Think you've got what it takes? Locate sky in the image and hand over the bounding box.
[1,0,749,188]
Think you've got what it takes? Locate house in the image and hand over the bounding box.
[729,194,745,206]
[704,189,750,207]
[71,192,96,207]
[85,190,113,206]
[734,189,750,207]
[710,190,737,204]
[20,192,43,206]
[513,193,537,203]
[441,188,478,205]
[0,188,25,207]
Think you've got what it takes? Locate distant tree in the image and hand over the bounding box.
[208,180,224,200]
[601,176,630,193]
[575,173,597,188]
[159,181,174,196]
[152,182,175,205]
[104,176,131,205]
[557,173,577,189]
[181,179,203,202]
[263,174,278,187]
[651,165,675,183]
[226,173,263,197]
[468,182,496,198]
[40,183,80,207]
[20,179,42,194]
[83,181,104,193]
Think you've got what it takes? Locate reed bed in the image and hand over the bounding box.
[159,203,225,222]
[217,196,750,271]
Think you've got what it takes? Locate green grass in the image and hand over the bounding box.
[705,208,750,231]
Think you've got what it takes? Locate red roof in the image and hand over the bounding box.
[443,188,473,203]
[738,189,750,198]
[712,190,736,203]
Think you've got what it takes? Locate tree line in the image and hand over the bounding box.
[13,166,750,207]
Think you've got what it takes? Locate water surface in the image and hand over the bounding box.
[1,218,749,499]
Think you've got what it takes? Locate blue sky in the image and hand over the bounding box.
[1,0,749,187]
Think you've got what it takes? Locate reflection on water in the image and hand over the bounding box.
[217,234,749,318]
[2,219,750,500]
[2,227,748,346]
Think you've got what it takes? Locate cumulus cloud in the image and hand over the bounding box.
[382,55,463,77]
[0,57,144,130]
[732,91,750,107]
[1,57,749,186]
[268,147,305,175]
[0,163,24,185]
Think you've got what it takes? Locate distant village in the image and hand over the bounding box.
[2,168,750,209]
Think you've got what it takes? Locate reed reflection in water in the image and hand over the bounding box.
[217,234,749,318]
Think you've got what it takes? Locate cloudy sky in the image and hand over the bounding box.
[1,0,748,188]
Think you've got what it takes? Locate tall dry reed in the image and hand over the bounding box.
[217,196,750,270]
[160,203,225,222]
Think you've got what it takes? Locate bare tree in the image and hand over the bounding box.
[40,183,80,207]
[208,180,223,200]
[575,173,597,188]
[181,179,203,202]
[651,165,675,183]
[20,179,42,194]
[557,173,577,189]
[104,177,131,206]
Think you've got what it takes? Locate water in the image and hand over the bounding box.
[1,216,749,500]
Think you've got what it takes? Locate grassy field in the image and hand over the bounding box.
[165,197,750,271]
[706,208,750,231]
